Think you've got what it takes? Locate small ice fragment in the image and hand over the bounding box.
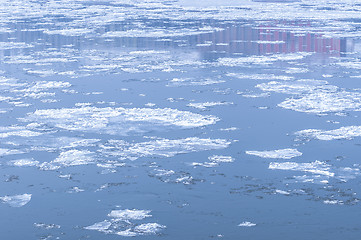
[275,189,290,195]
[68,187,85,193]
[208,155,234,163]
[238,221,256,227]
[323,200,343,205]
[34,223,61,229]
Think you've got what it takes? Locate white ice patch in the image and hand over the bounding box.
[295,126,361,140]
[9,159,39,167]
[25,107,219,134]
[0,194,32,207]
[279,90,361,114]
[323,200,344,205]
[269,161,334,177]
[34,223,61,229]
[238,221,256,227]
[167,77,225,87]
[218,53,311,66]
[0,42,33,49]
[39,150,94,170]
[275,189,290,195]
[108,209,151,220]
[227,73,294,81]
[208,155,234,163]
[0,148,24,156]
[187,101,233,110]
[0,129,43,138]
[256,79,336,95]
[20,81,71,93]
[85,209,165,236]
[256,79,361,114]
[84,220,112,231]
[284,68,309,74]
[191,155,234,168]
[246,148,302,159]
[102,27,223,38]
[134,223,166,234]
[100,137,230,160]
[44,28,94,36]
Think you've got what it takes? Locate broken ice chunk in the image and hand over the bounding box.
[246,148,302,159]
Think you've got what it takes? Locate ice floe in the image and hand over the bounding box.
[108,209,151,220]
[100,137,230,160]
[279,90,361,114]
[246,148,302,159]
[0,194,32,207]
[85,209,165,236]
[269,161,334,177]
[0,148,24,156]
[9,159,39,167]
[39,150,95,170]
[227,73,294,81]
[218,53,311,66]
[167,77,225,87]
[275,189,290,195]
[24,107,219,134]
[256,80,336,95]
[295,126,361,140]
[0,126,43,138]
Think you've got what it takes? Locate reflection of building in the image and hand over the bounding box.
[192,24,353,57]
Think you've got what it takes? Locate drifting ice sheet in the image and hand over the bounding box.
[85,209,165,236]
[25,107,219,135]
[269,161,334,177]
[100,137,231,160]
[246,148,302,159]
[295,126,361,140]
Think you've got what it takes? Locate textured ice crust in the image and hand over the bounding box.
[9,159,40,167]
[218,53,311,66]
[39,150,95,170]
[187,101,233,110]
[256,80,335,95]
[192,155,234,167]
[269,161,334,177]
[85,209,165,236]
[246,148,302,159]
[108,209,151,220]
[25,107,219,134]
[0,126,43,138]
[257,79,361,114]
[102,27,223,38]
[0,148,24,156]
[295,126,361,140]
[279,91,361,114]
[0,194,32,207]
[100,138,231,160]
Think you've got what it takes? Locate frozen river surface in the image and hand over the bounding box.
[1,0,361,239]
